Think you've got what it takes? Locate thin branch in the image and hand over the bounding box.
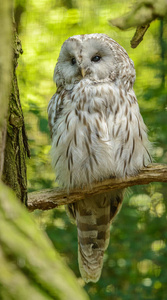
[130,24,150,48]
[27,163,167,212]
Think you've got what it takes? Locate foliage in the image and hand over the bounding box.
[15,0,167,299]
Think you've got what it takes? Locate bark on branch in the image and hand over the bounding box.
[27,163,167,212]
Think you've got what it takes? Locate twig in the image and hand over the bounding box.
[27,163,167,211]
[131,24,150,48]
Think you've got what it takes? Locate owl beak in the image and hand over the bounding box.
[81,68,86,78]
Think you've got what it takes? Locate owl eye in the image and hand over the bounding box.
[91,55,101,62]
[71,57,76,65]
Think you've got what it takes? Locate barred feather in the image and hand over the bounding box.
[67,191,123,282]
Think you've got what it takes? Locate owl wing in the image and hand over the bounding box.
[47,90,65,138]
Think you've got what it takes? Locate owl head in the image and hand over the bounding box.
[54,34,136,91]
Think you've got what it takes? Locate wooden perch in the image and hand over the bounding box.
[27,163,167,212]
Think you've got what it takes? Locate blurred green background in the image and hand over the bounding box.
[15,0,167,299]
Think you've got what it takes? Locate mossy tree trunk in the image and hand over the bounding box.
[0,1,12,177]
[1,18,30,204]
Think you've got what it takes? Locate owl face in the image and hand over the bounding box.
[54,34,136,90]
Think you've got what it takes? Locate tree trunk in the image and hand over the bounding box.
[2,21,30,204]
[0,1,12,177]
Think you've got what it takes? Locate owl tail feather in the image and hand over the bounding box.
[67,191,123,283]
[77,228,110,283]
[75,195,112,283]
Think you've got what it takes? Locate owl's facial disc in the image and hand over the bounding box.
[54,34,135,92]
[56,36,117,87]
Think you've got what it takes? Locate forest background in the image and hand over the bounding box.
[13,0,167,299]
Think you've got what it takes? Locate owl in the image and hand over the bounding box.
[48,34,151,283]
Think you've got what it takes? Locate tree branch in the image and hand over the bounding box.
[109,0,167,30]
[27,163,167,212]
[109,0,167,48]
